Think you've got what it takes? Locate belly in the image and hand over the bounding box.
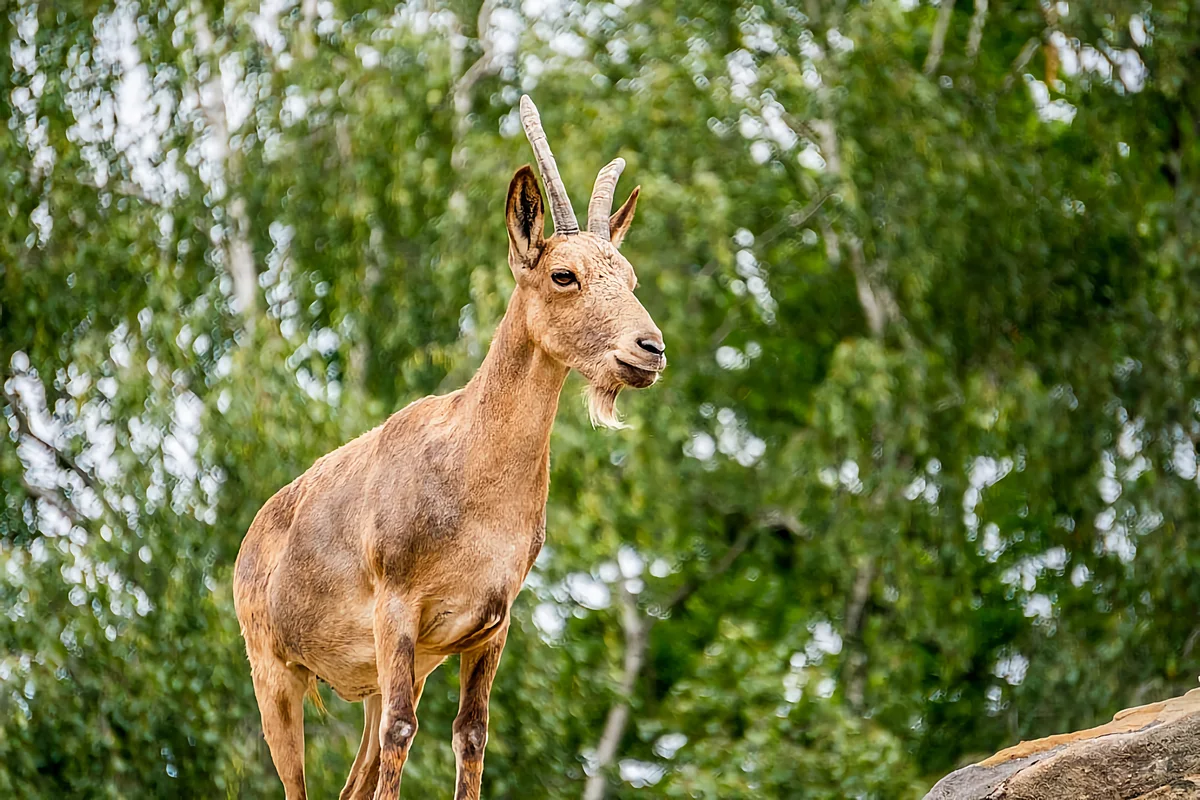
[290,587,513,700]
[287,599,379,700]
[306,650,448,701]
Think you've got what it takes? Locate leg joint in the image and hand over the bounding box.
[381,709,418,753]
[453,716,488,762]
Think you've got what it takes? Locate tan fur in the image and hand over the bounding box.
[234,163,664,800]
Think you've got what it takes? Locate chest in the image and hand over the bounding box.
[374,512,542,654]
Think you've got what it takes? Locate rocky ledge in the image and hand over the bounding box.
[925,688,1200,799]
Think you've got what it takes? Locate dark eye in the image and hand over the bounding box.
[551,270,577,287]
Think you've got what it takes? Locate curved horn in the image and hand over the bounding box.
[587,157,626,238]
[519,95,579,236]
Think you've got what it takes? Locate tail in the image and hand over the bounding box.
[305,673,327,716]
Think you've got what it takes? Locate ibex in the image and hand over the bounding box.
[233,96,666,800]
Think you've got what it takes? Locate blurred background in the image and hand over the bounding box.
[2,0,1198,797]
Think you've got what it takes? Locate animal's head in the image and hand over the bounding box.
[506,95,665,429]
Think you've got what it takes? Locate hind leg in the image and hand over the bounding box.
[340,694,382,800]
[249,650,309,800]
[340,679,429,800]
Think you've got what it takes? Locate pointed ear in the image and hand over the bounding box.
[609,185,640,249]
[506,166,545,271]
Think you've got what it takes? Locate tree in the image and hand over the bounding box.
[2,1,1197,797]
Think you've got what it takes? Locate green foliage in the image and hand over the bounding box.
[2,0,1198,797]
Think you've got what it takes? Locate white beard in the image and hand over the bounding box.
[585,382,626,430]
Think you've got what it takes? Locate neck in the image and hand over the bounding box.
[464,289,569,493]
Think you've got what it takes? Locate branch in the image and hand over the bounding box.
[582,582,646,800]
[581,524,767,799]
[966,0,988,65]
[778,110,822,148]
[924,0,958,75]
[807,73,905,346]
[844,559,875,636]
[661,524,760,614]
[757,507,806,537]
[298,0,318,59]
[75,175,155,204]
[1095,42,1135,94]
[18,474,84,524]
[818,215,841,267]
[1182,625,1200,659]
[4,387,98,496]
[812,119,843,180]
[1037,0,1059,28]
[1002,37,1041,91]
[2,385,116,522]
[810,112,906,348]
[708,311,736,348]
[848,240,890,339]
[697,189,832,285]
[841,557,877,712]
[786,190,833,230]
[814,117,900,340]
[193,6,258,324]
[450,0,497,151]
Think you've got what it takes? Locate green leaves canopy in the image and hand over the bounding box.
[1,1,1198,797]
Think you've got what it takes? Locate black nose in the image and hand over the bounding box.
[637,336,665,356]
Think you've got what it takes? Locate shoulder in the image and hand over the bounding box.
[378,390,469,447]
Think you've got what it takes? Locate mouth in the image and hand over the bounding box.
[614,356,664,388]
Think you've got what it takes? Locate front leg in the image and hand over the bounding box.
[374,595,421,799]
[453,623,509,800]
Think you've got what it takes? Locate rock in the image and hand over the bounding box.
[1131,780,1200,799]
[924,688,1200,799]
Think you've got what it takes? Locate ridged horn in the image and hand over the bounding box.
[519,95,579,236]
[587,157,626,238]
